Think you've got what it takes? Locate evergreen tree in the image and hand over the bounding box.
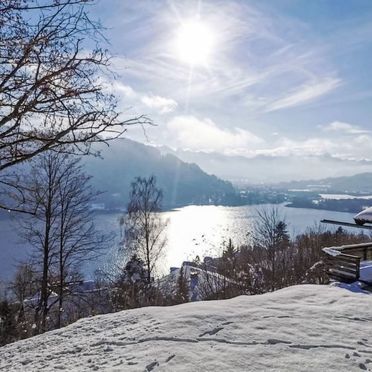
[113,255,150,310]
[175,266,189,304]
[0,300,17,346]
[122,255,148,285]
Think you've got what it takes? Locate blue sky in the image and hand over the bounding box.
[90,0,372,179]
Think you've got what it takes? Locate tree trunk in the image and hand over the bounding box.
[57,250,63,329]
[145,218,151,285]
[40,236,49,333]
[40,181,53,333]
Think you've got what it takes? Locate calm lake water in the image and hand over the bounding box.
[0,204,359,281]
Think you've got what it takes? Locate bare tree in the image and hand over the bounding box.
[16,152,62,332]
[11,264,38,317]
[253,207,290,291]
[122,176,168,285]
[52,155,107,328]
[14,151,106,332]
[0,0,150,211]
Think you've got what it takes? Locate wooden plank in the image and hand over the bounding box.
[340,251,370,259]
[325,257,360,266]
[337,247,372,261]
[327,264,358,273]
[327,273,358,283]
[327,268,357,278]
[322,240,372,250]
[325,255,360,264]
[339,249,365,257]
[327,268,357,279]
[328,273,356,283]
[325,263,359,274]
[321,237,371,283]
[323,250,366,259]
[341,248,372,257]
[328,266,359,275]
[326,266,358,273]
[321,219,372,230]
[325,256,359,265]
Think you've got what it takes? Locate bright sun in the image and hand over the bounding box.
[175,20,216,66]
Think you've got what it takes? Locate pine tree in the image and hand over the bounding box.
[114,254,149,310]
[0,300,17,346]
[175,266,189,304]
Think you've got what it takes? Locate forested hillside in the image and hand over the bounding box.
[85,139,240,209]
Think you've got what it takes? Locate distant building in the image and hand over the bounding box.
[160,261,234,301]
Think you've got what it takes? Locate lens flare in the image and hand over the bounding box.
[175,20,216,66]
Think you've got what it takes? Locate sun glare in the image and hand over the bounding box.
[175,20,216,66]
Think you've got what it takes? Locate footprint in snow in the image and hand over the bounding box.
[165,354,175,363]
[103,345,113,352]
[267,339,291,345]
[145,361,159,371]
[199,327,224,337]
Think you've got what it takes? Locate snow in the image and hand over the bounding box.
[322,247,342,257]
[320,194,372,200]
[1,285,372,371]
[354,207,372,224]
[360,261,372,283]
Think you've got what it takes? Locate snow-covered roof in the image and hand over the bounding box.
[354,206,372,223]
[159,262,237,301]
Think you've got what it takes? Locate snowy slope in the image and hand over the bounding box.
[1,285,372,371]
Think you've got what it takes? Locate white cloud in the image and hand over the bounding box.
[166,115,263,153]
[255,137,335,158]
[322,121,370,135]
[141,94,178,114]
[110,1,342,115]
[165,116,372,163]
[266,77,341,112]
[98,0,372,168]
[104,80,178,115]
[252,131,372,163]
[116,84,135,98]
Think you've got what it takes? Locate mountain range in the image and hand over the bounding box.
[84,139,240,210]
[84,139,372,211]
[275,172,372,194]
[158,146,372,185]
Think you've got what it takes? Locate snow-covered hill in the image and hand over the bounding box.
[1,285,372,371]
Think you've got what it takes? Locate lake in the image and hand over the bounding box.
[0,204,359,281]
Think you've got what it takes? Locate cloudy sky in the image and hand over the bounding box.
[91,0,372,181]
